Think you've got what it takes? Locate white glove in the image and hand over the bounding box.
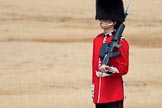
[96,71,111,77]
[96,66,119,77]
[99,64,110,73]
[109,66,119,73]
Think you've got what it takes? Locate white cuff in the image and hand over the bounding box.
[109,66,119,73]
[96,66,119,77]
[96,71,111,77]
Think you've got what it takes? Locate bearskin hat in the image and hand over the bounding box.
[95,0,125,23]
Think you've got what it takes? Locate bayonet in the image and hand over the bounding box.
[125,2,132,19]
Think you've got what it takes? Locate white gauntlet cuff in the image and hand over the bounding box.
[109,66,119,73]
[96,66,119,77]
[96,71,111,77]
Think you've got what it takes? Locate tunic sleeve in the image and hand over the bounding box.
[110,40,129,77]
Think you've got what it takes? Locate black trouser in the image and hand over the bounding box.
[96,100,123,108]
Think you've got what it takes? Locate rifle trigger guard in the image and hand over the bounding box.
[115,43,122,48]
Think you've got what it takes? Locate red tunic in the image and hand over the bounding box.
[92,33,129,103]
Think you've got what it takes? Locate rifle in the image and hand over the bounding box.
[99,3,132,66]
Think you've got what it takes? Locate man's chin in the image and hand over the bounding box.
[100,25,111,29]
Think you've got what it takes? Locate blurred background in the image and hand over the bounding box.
[0,0,162,46]
[0,0,162,108]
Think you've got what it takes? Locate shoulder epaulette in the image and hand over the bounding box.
[120,36,125,40]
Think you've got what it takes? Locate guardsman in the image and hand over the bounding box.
[91,0,129,108]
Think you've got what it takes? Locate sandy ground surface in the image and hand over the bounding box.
[0,42,162,108]
[0,0,162,108]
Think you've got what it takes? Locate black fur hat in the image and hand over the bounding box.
[95,0,125,23]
